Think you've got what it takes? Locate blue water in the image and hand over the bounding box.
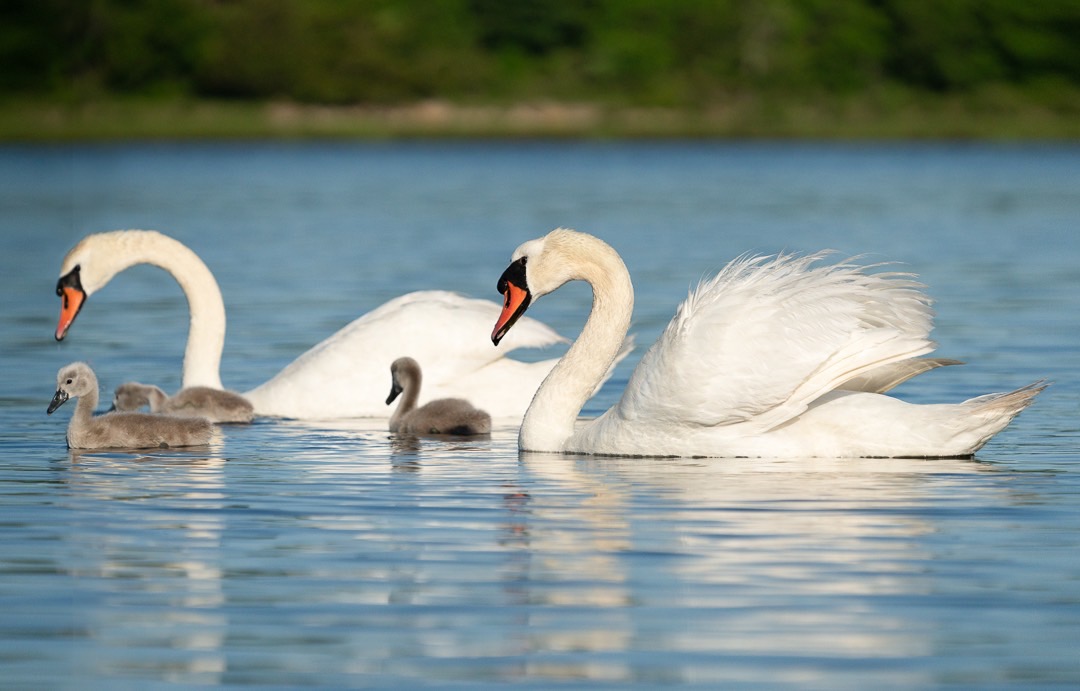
[1,141,1079,688]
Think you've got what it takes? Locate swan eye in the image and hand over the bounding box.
[56,265,83,297]
[66,378,73,385]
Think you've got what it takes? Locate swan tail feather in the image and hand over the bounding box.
[955,380,1048,454]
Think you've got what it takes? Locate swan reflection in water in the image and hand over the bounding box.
[507,451,1004,682]
[58,450,229,684]
[49,429,1016,686]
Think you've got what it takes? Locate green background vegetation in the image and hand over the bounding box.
[2,0,1079,138]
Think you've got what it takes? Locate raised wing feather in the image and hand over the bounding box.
[614,253,936,431]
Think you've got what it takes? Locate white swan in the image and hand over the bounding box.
[491,228,1045,458]
[54,230,573,419]
[48,362,213,449]
[113,382,255,424]
[386,356,492,435]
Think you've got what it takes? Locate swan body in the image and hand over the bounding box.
[48,362,213,449]
[113,382,255,423]
[492,228,1044,458]
[54,230,575,419]
[243,290,567,419]
[386,356,492,435]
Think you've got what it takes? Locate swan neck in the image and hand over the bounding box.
[109,232,226,389]
[390,371,421,430]
[520,252,633,452]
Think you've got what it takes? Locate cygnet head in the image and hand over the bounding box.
[112,382,156,412]
[48,362,96,414]
[386,356,421,405]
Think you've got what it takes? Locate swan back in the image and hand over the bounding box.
[387,357,492,435]
[243,290,568,419]
[49,363,213,449]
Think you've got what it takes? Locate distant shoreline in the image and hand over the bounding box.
[2,95,1078,141]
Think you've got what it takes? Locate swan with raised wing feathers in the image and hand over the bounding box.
[113,382,255,424]
[386,357,491,435]
[491,228,1044,458]
[54,230,576,419]
[48,362,213,449]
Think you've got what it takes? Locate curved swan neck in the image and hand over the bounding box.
[519,235,633,452]
[76,231,226,389]
[389,362,421,430]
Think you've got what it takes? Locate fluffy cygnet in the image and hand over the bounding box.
[48,362,213,449]
[113,382,254,423]
[386,357,491,436]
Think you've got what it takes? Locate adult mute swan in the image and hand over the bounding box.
[54,230,569,419]
[386,356,491,435]
[491,228,1044,458]
[48,362,213,449]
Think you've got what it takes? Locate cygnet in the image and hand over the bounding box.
[48,362,213,449]
[386,357,491,436]
[113,382,254,423]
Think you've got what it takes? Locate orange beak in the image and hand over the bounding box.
[492,257,532,346]
[55,285,86,341]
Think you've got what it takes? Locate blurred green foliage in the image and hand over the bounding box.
[2,0,1078,105]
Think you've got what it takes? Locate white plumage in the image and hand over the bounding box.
[492,228,1044,458]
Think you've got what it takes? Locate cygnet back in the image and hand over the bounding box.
[114,382,254,423]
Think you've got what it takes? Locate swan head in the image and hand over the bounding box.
[55,230,169,341]
[492,228,623,345]
[48,362,95,414]
[55,231,127,341]
[55,263,87,341]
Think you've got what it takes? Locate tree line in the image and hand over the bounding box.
[3,0,1078,106]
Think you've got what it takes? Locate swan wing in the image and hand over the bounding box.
[614,252,936,431]
[838,357,962,393]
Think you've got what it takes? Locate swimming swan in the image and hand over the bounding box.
[53,230,576,419]
[491,228,1045,457]
[113,382,255,423]
[386,356,492,435]
[48,362,213,449]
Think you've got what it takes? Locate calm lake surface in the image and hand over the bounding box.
[1,141,1078,688]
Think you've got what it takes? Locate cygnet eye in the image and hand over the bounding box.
[66,378,73,385]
